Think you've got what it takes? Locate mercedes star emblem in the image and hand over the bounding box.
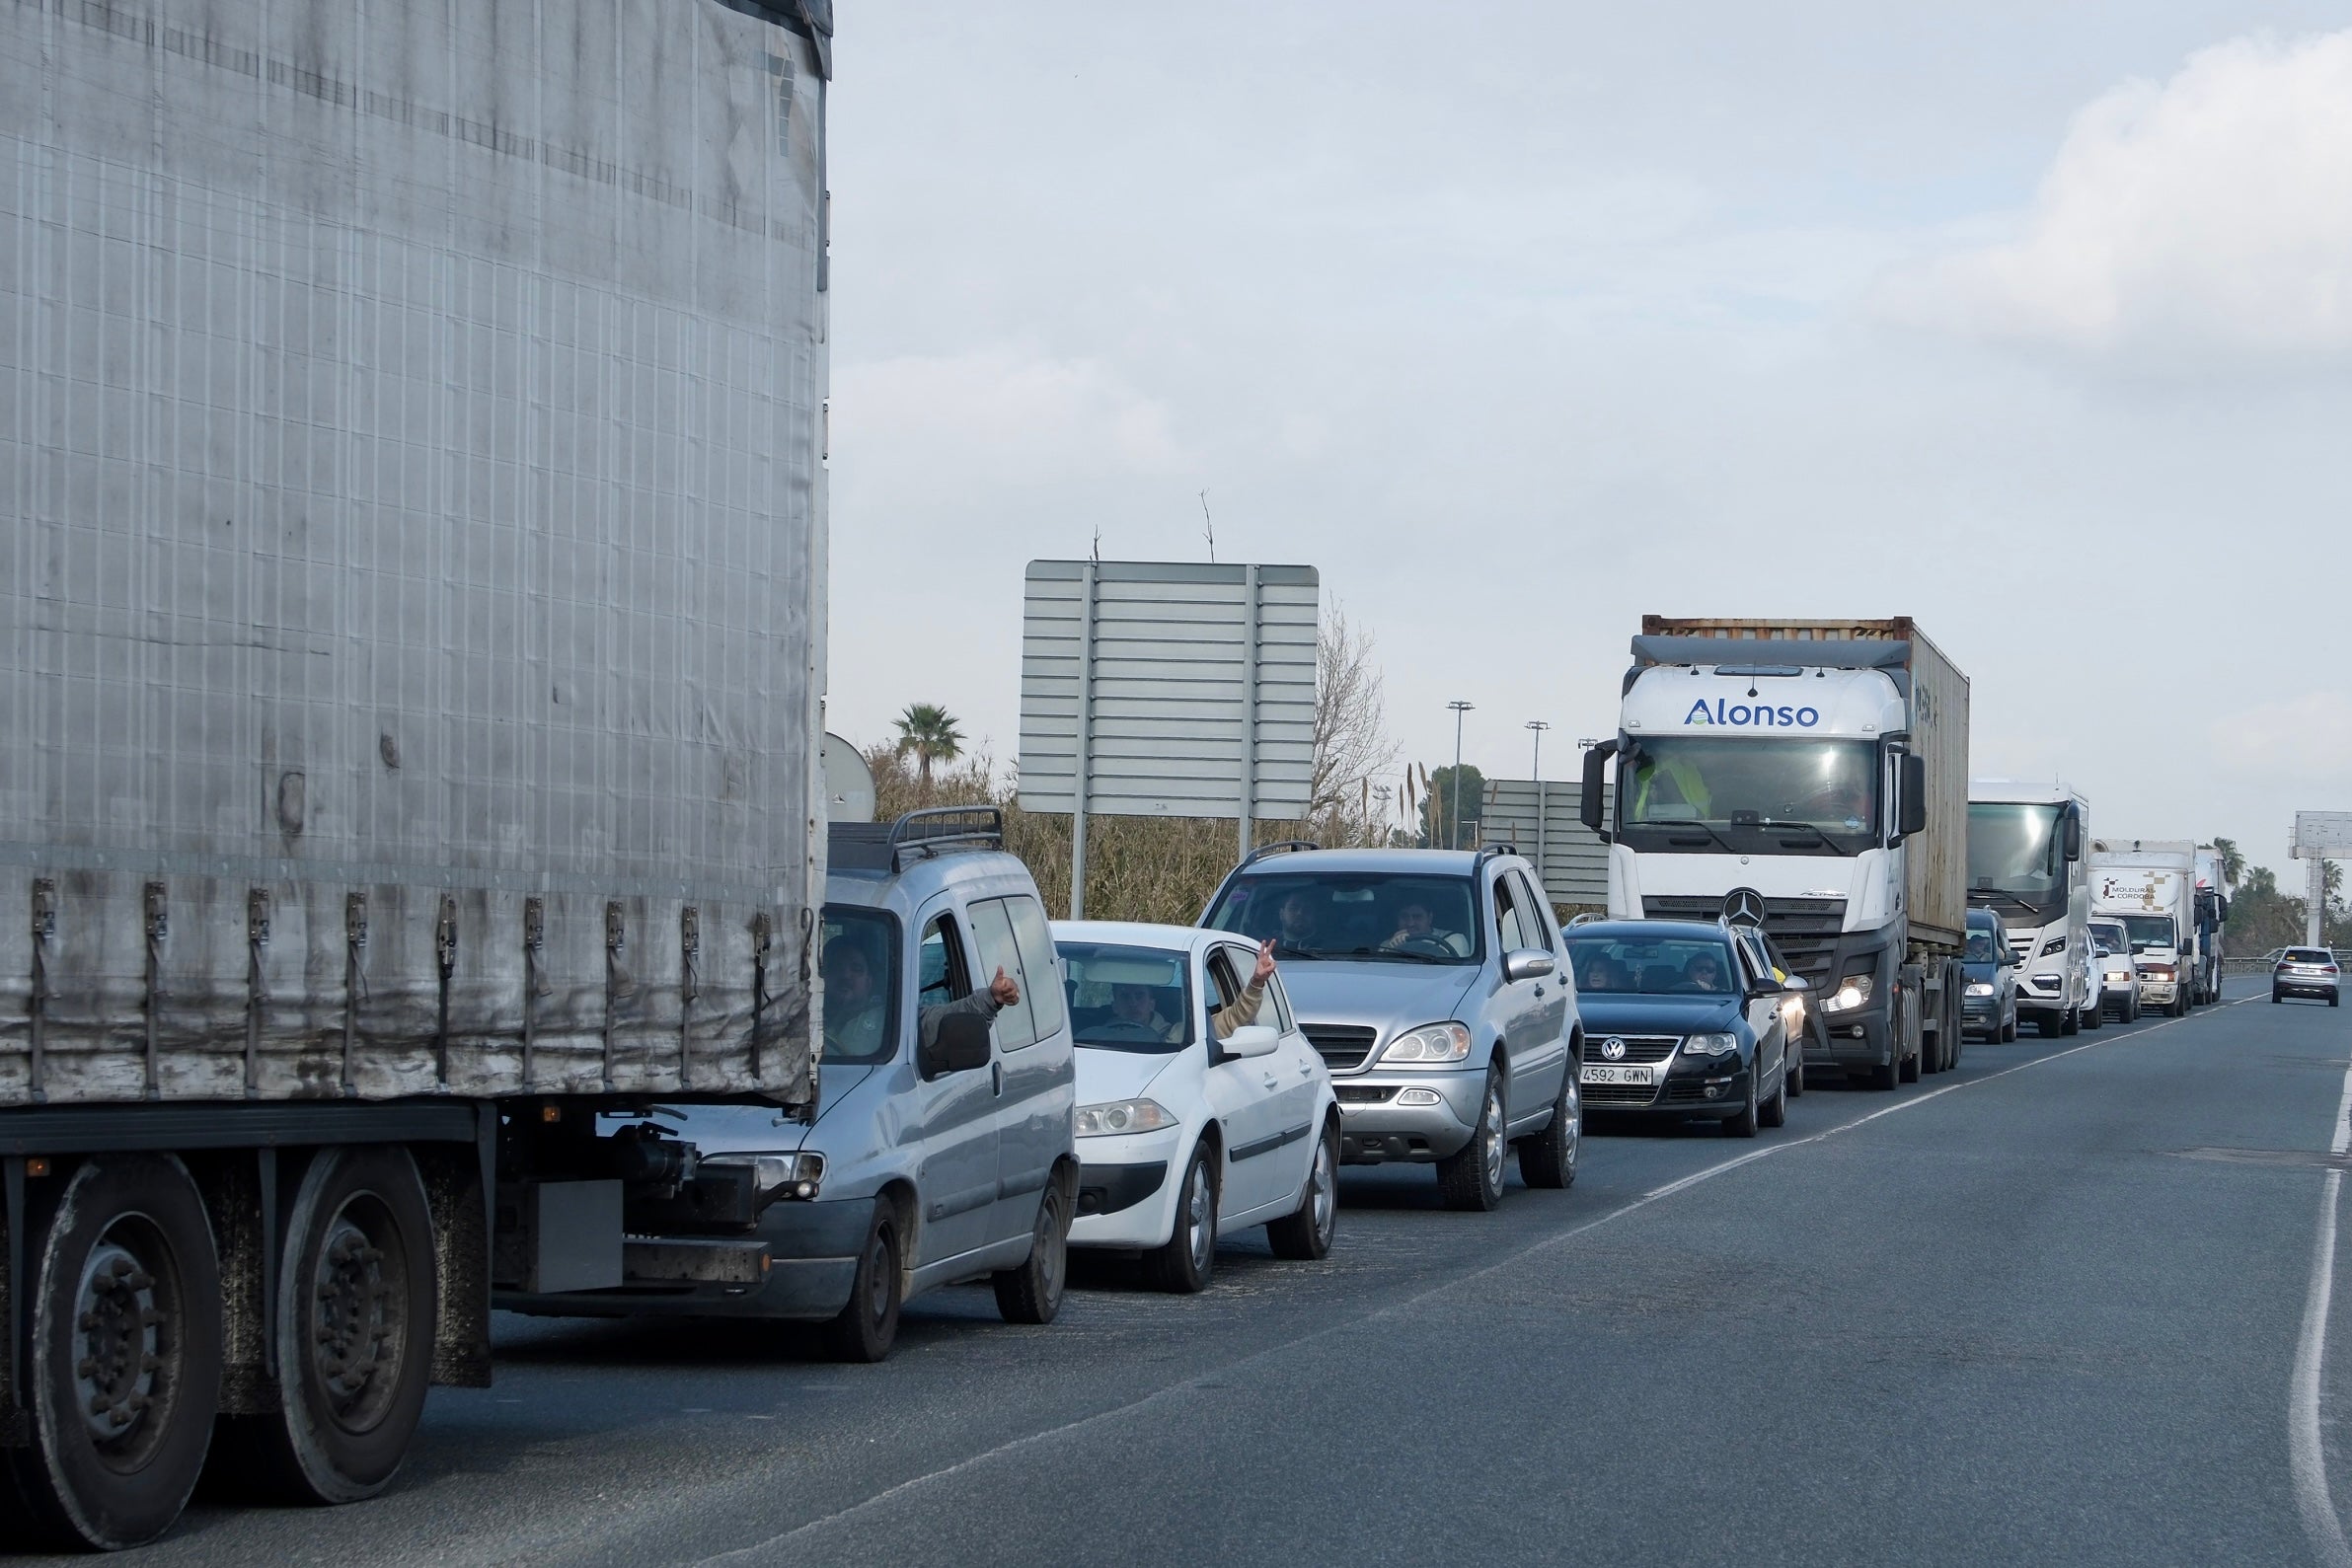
[1722,888,1767,927]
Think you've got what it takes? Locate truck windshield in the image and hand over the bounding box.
[819,906,903,1066]
[2120,915,2177,951]
[1967,803,2068,910]
[1058,942,1196,1053]
[1617,736,1876,853]
[1205,872,1482,965]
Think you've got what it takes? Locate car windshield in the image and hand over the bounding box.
[2089,924,2127,956]
[1968,802,2070,906]
[1205,871,1483,965]
[1965,926,2005,963]
[819,905,902,1067]
[1566,935,1739,995]
[1616,736,1877,852]
[2121,915,2177,949]
[1058,942,1195,1053]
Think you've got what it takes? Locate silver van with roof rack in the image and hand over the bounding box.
[502,808,1078,1361]
[1199,843,1582,1211]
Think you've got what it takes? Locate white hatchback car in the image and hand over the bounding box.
[1052,921,1340,1293]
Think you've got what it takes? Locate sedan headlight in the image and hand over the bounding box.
[700,1151,826,1202]
[1075,1098,1177,1138]
[1824,973,1874,1013]
[1681,1031,1739,1059]
[1380,1021,1474,1067]
[1965,982,1994,998]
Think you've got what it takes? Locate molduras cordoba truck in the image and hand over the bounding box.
[3,0,837,1546]
[1583,618,1971,1088]
[1967,782,2093,1036]
[2089,841,2200,1016]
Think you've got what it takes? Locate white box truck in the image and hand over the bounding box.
[3,0,840,1546]
[2090,842,2199,1016]
[1583,618,1971,1088]
[1968,783,2095,1036]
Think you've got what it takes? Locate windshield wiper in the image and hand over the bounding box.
[1657,823,1742,856]
[1765,821,1851,856]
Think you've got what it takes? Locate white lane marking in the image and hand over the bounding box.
[2290,1040,2352,1568]
[689,993,2249,1564]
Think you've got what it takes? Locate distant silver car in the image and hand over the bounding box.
[2274,947,2342,1007]
[1200,845,1582,1212]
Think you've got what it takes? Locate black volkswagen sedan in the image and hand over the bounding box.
[1563,920,1805,1138]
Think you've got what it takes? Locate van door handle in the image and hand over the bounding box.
[991,1063,1003,1096]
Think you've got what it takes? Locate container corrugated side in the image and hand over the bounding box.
[0,0,826,1108]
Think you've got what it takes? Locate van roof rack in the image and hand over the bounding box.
[1239,839,1319,868]
[829,806,1005,872]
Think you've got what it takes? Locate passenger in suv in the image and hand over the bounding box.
[1200,846,1582,1211]
[501,808,1079,1363]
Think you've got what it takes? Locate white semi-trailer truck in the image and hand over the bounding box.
[2090,842,2199,1016]
[1583,618,1971,1088]
[3,0,836,1546]
[1967,783,2094,1036]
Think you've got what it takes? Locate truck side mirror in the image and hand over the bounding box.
[1897,754,1929,839]
[2064,809,2083,862]
[919,1010,993,1081]
[1580,741,1615,840]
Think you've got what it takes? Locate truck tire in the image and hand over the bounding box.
[1436,1072,1508,1212]
[1267,1119,1341,1257]
[2061,1006,2080,1037]
[1516,1076,1579,1192]
[1142,1146,1217,1293]
[823,1206,902,1362]
[2081,996,2102,1030]
[2038,1012,2064,1038]
[236,1146,437,1505]
[993,1177,1070,1323]
[5,1155,222,1551]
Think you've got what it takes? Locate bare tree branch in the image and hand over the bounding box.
[1308,603,1400,847]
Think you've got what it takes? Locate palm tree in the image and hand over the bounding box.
[893,704,965,796]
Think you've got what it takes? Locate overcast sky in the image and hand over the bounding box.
[821,3,2352,877]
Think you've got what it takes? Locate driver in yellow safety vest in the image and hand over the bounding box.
[1631,752,1711,820]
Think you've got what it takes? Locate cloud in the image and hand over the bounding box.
[832,347,1183,488]
[1877,29,2352,363]
[2221,691,2352,782]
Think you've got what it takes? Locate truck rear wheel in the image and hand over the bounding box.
[6,1155,222,1551]
[242,1147,437,1504]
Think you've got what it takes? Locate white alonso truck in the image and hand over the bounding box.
[1967,783,2094,1036]
[2090,842,2199,1016]
[1583,618,1971,1088]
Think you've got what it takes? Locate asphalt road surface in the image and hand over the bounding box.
[17,976,2351,1567]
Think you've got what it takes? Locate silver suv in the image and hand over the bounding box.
[503,809,1078,1360]
[1200,846,1582,1211]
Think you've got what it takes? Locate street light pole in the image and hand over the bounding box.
[1447,701,1474,851]
[1526,720,1552,874]
[1526,719,1550,781]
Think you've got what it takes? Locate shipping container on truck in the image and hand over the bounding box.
[1582,617,1971,1088]
[0,0,834,1546]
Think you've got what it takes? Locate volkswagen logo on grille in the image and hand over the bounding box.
[1600,1037,1627,1061]
[1722,887,1768,928]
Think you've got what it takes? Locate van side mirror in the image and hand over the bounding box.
[1580,741,1615,840]
[1221,1024,1280,1060]
[919,1011,993,1081]
[1897,754,1929,839]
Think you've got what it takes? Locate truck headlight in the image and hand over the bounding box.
[1680,1032,1739,1059]
[2104,968,2133,984]
[1825,974,1874,1013]
[701,1152,825,1202]
[1965,982,1994,998]
[1380,1022,1474,1067]
[1075,1098,1176,1137]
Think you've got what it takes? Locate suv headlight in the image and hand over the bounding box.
[1681,1032,1739,1060]
[1075,1098,1176,1138]
[701,1151,825,1202]
[1824,973,1874,1013]
[1380,1022,1474,1067]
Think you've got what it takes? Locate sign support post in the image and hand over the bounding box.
[1238,565,1260,862]
[1069,561,1098,920]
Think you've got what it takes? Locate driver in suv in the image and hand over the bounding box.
[1201,845,1583,1212]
